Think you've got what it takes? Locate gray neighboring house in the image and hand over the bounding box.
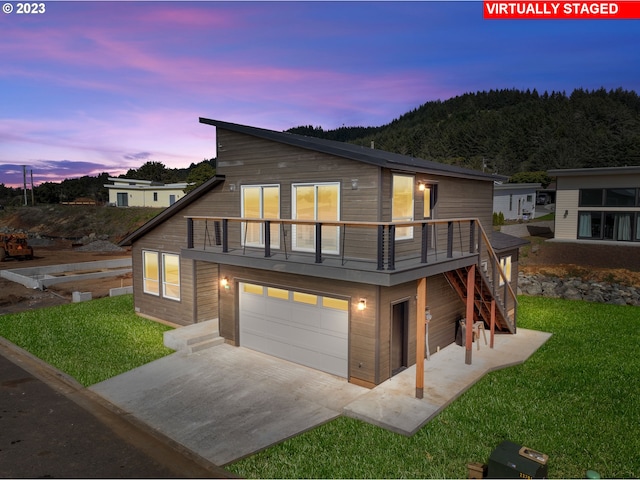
[549,166,640,242]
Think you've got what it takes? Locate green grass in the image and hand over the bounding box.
[1,295,637,477]
[0,295,173,386]
[229,297,640,479]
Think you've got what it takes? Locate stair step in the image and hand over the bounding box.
[188,336,225,353]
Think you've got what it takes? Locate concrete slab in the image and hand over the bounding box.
[90,345,367,466]
[89,328,551,466]
[344,328,552,435]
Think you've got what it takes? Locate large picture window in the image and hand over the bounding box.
[292,182,340,254]
[162,253,180,301]
[142,250,159,295]
[578,211,638,242]
[241,185,280,248]
[393,174,414,240]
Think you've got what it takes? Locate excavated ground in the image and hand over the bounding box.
[0,240,131,314]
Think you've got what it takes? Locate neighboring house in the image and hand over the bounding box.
[120,119,527,392]
[493,182,540,220]
[549,166,640,243]
[105,177,189,207]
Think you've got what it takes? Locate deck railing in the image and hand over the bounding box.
[184,215,517,316]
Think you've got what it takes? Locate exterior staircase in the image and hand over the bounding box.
[445,266,516,333]
[163,319,225,353]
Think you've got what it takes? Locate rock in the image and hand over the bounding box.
[519,273,639,306]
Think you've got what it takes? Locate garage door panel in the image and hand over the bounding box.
[320,310,349,334]
[239,283,348,378]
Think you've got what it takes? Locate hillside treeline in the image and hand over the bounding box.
[289,87,640,175]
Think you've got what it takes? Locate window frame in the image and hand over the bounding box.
[241,184,281,249]
[161,253,181,301]
[498,255,512,286]
[142,250,160,296]
[291,182,340,254]
[392,174,415,240]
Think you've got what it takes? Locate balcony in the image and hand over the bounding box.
[185,216,493,281]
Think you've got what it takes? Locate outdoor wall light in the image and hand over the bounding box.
[229,183,236,192]
[220,277,230,289]
[351,178,359,190]
[564,210,568,218]
[418,182,426,191]
[357,298,367,311]
[425,306,432,323]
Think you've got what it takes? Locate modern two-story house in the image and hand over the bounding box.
[120,119,524,393]
[549,166,640,243]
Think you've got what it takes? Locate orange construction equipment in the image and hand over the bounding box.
[0,233,34,261]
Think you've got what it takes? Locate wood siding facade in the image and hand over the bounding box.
[128,121,514,386]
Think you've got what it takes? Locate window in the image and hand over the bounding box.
[267,287,288,300]
[162,253,180,300]
[243,283,264,295]
[605,188,636,207]
[241,185,280,248]
[423,185,432,218]
[153,192,158,202]
[142,251,159,295]
[578,212,601,238]
[292,182,340,253]
[293,291,317,305]
[526,194,533,203]
[392,174,414,239]
[579,189,604,207]
[499,255,512,286]
[322,297,348,311]
[604,212,632,241]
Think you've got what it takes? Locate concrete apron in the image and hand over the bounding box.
[89,328,551,466]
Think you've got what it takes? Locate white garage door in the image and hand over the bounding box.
[239,283,349,378]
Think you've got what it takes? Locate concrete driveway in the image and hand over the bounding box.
[90,328,551,467]
[90,344,367,466]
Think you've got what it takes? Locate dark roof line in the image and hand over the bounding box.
[200,117,504,182]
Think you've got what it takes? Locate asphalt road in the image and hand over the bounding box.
[0,338,233,479]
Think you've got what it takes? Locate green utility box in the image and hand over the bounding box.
[488,440,549,479]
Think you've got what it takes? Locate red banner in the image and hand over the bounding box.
[484,1,640,19]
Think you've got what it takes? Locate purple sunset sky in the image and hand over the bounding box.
[1,1,639,187]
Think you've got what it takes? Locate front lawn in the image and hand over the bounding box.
[229,297,639,479]
[0,295,174,386]
[1,295,637,478]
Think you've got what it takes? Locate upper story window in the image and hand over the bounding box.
[292,182,340,254]
[162,253,180,301]
[143,250,159,295]
[241,185,280,248]
[392,174,414,240]
[580,188,638,207]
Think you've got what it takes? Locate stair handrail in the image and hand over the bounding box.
[475,220,518,321]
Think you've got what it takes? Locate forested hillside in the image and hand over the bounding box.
[290,88,640,176]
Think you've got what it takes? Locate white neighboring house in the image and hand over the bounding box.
[105,177,191,207]
[493,182,540,220]
[549,166,640,243]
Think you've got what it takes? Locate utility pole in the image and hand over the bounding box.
[30,170,35,206]
[23,165,27,206]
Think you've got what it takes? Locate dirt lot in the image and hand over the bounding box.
[0,240,132,315]
[520,238,640,287]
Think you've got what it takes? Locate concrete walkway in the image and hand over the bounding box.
[90,328,551,466]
